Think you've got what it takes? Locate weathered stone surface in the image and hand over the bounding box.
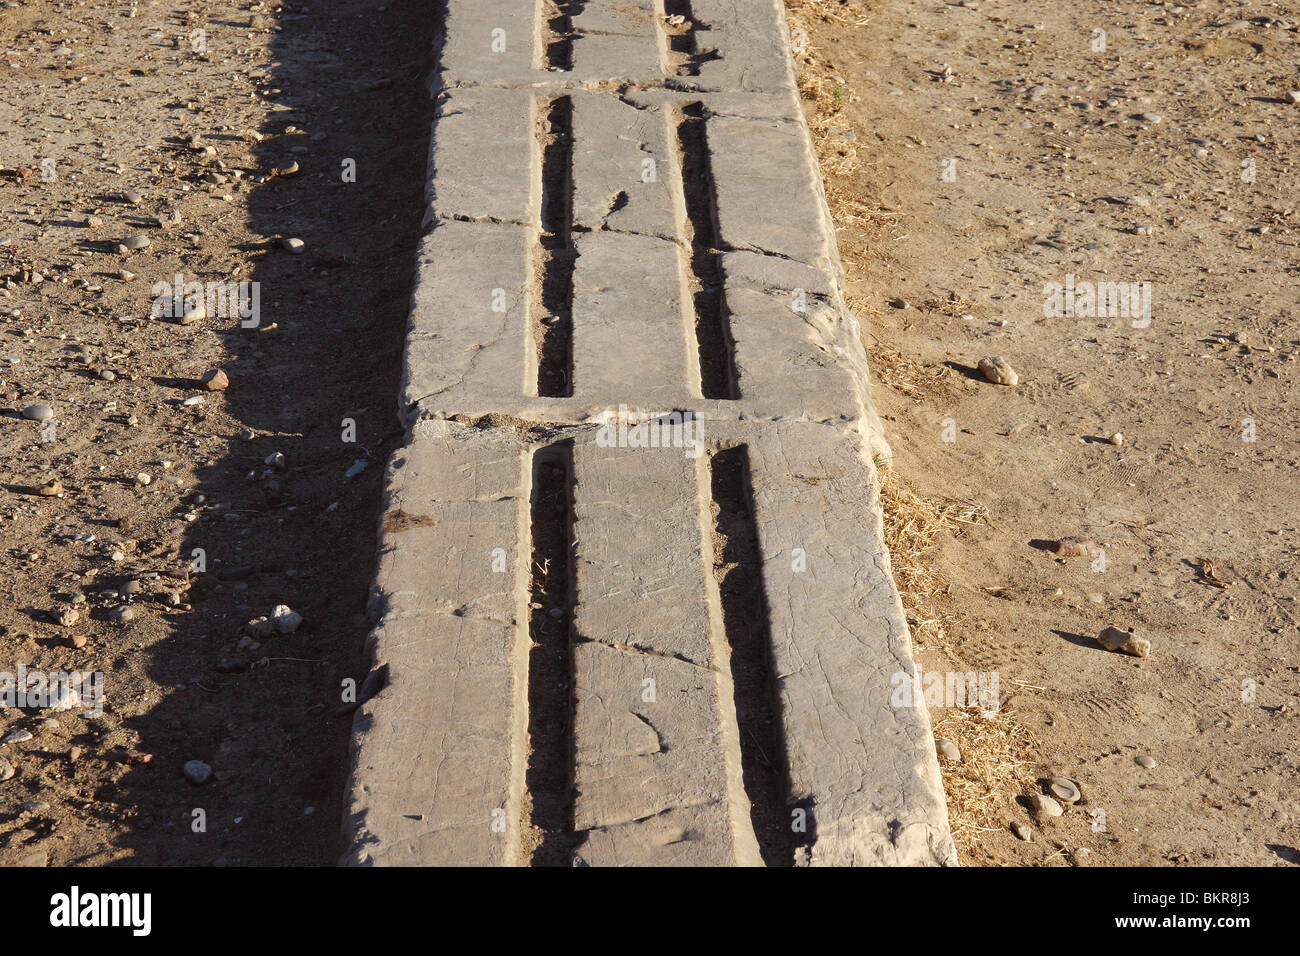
[342,420,528,866]
[345,0,949,866]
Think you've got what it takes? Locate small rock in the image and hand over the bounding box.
[183,759,212,785]
[1285,91,1300,105]
[1052,536,1096,557]
[0,757,14,781]
[935,737,962,762]
[1134,111,1162,123]
[181,395,206,407]
[1010,821,1033,841]
[1046,777,1081,804]
[122,579,142,595]
[19,850,47,867]
[274,160,300,176]
[56,608,79,627]
[36,479,64,497]
[2,729,34,745]
[135,472,152,486]
[200,368,230,391]
[20,801,50,813]
[978,355,1019,386]
[99,369,116,381]
[1108,432,1124,446]
[1135,754,1157,768]
[1096,625,1150,658]
[110,606,136,624]
[265,451,286,470]
[271,605,303,634]
[282,237,305,254]
[121,234,151,250]
[1029,793,1063,817]
[22,403,54,421]
[123,190,144,205]
[66,634,89,649]
[118,269,136,282]
[344,459,368,479]
[245,616,275,638]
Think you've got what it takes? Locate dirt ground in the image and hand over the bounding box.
[789,0,1299,865]
[0,0,432,865]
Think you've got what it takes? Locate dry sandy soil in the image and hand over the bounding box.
[1,0,1295,868]
[0,0,432,865]
[789,0,1298,865]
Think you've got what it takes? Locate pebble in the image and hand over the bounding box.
[274,160,300,176]
[1108,432,1124,446]
[20,800,50,813]
[245,616,275,638]
[1096,625,1150,658]
[110,606,136,624]
[271,605,303,634]
[1029,793,1063,817]
[0,757,13,781]
[22,403,54,421]
[122,234,151,250]
[99,369,116,381]
[1010,821,1033,841]
[56,608,79,627]
[1046,777,1081,804]
[977,355,1019,386]
[66,634,88,649]
[36,479,64,497]
[935,737,962,762]
[122,579,142,595]
[265,451,286,470]
[183,759,213,785]
[178,300,207,325]
[1134,111,1162,123]
[1286,91,1300,105]
[118,269,136,282]
[889,297,910,309]
[182,395,206,407]
[1052,536,1096,557]
[123,190,143,205]
[344,459,368,479]
[2,729,34,744]
[1135,754,1157,769]
[135,472,152,486]
[201,368,230,391]
[282,237,305,254]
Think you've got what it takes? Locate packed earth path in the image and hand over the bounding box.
[1,0,434,865]
[789,0,1299,865]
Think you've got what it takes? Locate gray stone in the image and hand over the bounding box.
[1135,754,1157,768]
[22,404,54,421]
[1029,793,1064,817]
[0,757,14,781]
[978,355,1019,386]
[936,738,962,762]
[1046,777,1081,804]
[183,760,212,785]
[1097,625,1151,658]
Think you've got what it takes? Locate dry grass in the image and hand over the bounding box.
[932,708,1042,840]
[878,466,1039,855]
